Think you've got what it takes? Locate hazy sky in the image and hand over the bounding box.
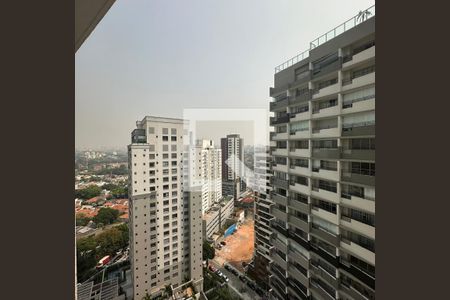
[76,0,375,150]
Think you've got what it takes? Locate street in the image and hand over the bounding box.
[210,260,262,300]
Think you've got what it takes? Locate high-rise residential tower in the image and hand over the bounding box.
[269,6,375,300]
[128,116,203,299]
[188,139,222,214]
[221,134,244,199]
[247,145,273,290]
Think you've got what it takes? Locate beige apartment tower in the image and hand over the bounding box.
[128,116,203,299]
[269,6,375,300]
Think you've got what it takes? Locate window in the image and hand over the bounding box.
[148,127,155,134]
[171,128,177,135]
[163,145,169,151]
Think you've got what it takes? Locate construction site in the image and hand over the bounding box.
[213,217,255,272]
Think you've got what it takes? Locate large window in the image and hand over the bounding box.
[351,162,375,176]
[350,138,375,150]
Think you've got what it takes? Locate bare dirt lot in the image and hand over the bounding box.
[213,219,255,272]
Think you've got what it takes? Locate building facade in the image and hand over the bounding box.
[128,116,203,299]
[202,195,234,239]
[188,139,222,214]
[247,145,273,290]
[221,134,244,199]
[269,8,375,300]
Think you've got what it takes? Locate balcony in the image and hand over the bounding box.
[312,82,340,100]
[290,90,313,105]
[272,223,288,238]
[310,263,338,290]
[289,182,310,195]
[272,132,289,141]
[340,215,375,239]
[289,148,311,158]
[311,206,339,225]
[340,239,375,266]
[288,215,310,233]
[311,187,339,203]
[289,129,310,139]
[272,193,288,206]
[340,194,375,214]
[339,262,375,290]
[288,249,309,270]
[343,45,375,69]
[312,59,342,79]
[287,266,309,289]
[340,148,375,161]
[310,281,335,300]
[271,114,291,126]
[272,177,289,189]
[310,226,339,247]
[342,122,375,137]
[272,207,288,223]
[290,110,310,122]
[342,71,375,92]
[272,237,288,253]
[311,167,339,181]
[311,148,340,160]
[340,283,373,300]
[290,165,311,177]
[288,198,310,214]
[311,126,340,138]
[342,96,375,115]
[270,97,289,111]
[273,163,289,173]
[341,170,375,187]
[272,252,288,270]
[312,104,340,119]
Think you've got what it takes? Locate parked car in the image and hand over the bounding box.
[231,269,239,276]
[221,274,229,282]
[224,264,231,271]
[220,241,226,246]
[216,270,223,277]
[209,265,217,272]
[239,275,247,283]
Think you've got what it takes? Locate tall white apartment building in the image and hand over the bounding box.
[128,116,203,300]
[188,139,222,214]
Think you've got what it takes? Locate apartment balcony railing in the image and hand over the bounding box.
[343,93,375,109]
[288,284,308,300]
[310,224,339,247]
[271,223,288,238]
[288,197,310,214]
[272,207,288,223]
[274,49,309,74]
[287,267,309,290]
[310,5,375,49]
[340,260,376,290]
[288,214,310,233]
[311,148,340,159]
[340,148,375,161]
[342,121,375,136]
[293,71,312,86]
[310,261,338,289]
[312,58,342,79]
[312,102,338,114]
[270,96,290,111]
[343,65,375,86]
[310,279,336,300]
[270,114,291,126]
[272,193,288,206]
[272,177,289,189]
[291,90,313,105]
[341,170,375,186]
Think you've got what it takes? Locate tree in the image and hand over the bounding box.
[76,213,91,226]
[203,241,215,260]
[75,185,102,200]
[93,207,120,225]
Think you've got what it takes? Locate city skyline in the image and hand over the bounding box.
[75,0,375,150]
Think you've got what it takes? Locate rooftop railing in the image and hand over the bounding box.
[274,5,375,74]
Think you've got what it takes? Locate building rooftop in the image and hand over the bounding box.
[274,4,375,73]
